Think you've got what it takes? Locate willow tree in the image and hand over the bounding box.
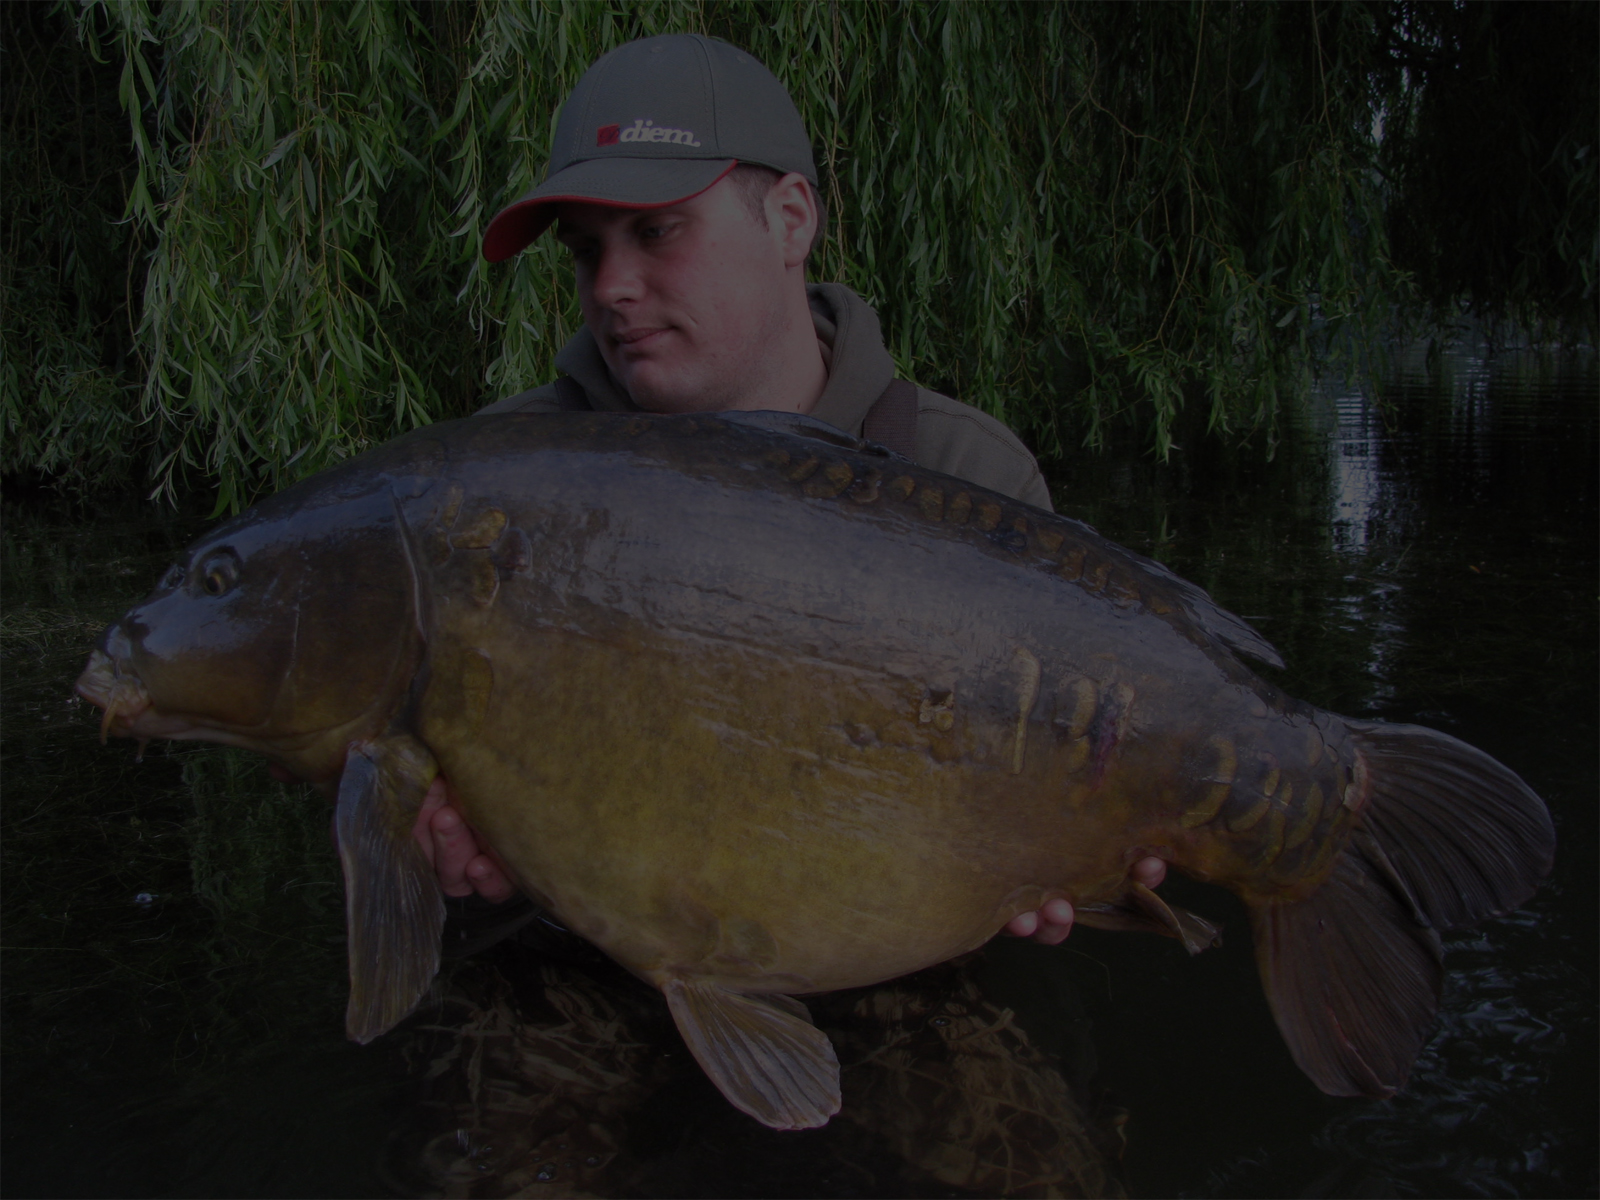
[3,0,1594,507]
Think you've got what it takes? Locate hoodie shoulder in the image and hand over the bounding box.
[913,389,1053,512]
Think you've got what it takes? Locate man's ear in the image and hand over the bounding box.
[766,172,819,269]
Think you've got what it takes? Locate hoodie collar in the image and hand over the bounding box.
[551,283,896,434]
[552,324,637,411]
[804,283,896,436]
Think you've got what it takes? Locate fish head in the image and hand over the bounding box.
[76,488,426,782]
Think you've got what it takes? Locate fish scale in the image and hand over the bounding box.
[76,409,1553,1132]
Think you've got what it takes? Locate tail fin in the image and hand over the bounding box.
[1250,721,1554,1098]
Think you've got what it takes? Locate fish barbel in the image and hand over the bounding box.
[75,411,1554,1129]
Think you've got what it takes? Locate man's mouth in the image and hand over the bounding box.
[611,325,672,354]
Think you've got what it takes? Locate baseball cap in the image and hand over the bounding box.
[482,34,818,263]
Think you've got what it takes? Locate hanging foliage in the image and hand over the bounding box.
[1,1,142,491]
[1376,1,1598,335]
[3,0,1594,507]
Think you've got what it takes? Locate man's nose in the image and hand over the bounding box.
[588,242,646,308]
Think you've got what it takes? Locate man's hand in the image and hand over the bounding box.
[1002,856,1169,945]
[412,778,517,903]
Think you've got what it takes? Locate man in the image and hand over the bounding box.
[413,33,1165,945]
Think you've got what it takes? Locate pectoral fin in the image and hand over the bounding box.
[335,735,446,1044]
[663,979,841,1130]
[1076,881,1222,955]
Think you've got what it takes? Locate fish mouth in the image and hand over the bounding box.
[74,646,195,743]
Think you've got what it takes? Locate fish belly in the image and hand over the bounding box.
[426,616,1109,992]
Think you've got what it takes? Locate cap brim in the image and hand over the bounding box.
[483,157,737,262]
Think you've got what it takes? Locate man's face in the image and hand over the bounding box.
[554,176,802,413]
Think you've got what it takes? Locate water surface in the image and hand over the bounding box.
[1,340,1593,1197]
[1044,341,1596,1198]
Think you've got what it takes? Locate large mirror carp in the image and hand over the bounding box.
[77,412,1554,1130]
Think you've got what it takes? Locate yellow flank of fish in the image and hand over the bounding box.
[805,461,855,498]
[1010,648,1042,775]
[1285,782,1323,850]
[451,505,508,549]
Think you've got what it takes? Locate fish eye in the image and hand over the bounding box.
[196,552,239,598]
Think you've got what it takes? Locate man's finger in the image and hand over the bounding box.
[1003,910,1041,938]
[430,805,480,897]
[1132,856,1167,889]
[411,777,451,866]
[465,856,517,904]
[1039,897,1074,926]
[1029,897,1074,944]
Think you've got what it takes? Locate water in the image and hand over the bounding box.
[1,342,1594,1198]
[1042,341,1597,1198]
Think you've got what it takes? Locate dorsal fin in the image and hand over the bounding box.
[1137,551,1285,668]
[716,411,1283,668]
[1061,519,1285,669]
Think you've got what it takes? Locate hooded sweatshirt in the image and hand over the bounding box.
[476,283,1053,510]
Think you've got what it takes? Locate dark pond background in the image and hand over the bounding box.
[2,339,1594,1198]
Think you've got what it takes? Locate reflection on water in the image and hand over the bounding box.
[1,341,1593,1198]
[1047,340,1596,1199]
[1330,392,1387,555]
[1327,387,1411,710]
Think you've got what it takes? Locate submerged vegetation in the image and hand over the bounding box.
[3,0,1594,507]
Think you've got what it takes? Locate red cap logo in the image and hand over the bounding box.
[596,124,620,146]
